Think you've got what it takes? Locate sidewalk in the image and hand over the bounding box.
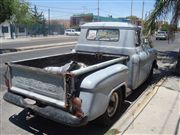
[107,76,179,135]
[124,76,179,134]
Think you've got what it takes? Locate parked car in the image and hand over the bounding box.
[3,22,157,127]
[65,29,80,36]
[155,31,168,40]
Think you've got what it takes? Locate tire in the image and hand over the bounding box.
[98,90,123,126]
[176,49,180,76]
[147,65,153,82]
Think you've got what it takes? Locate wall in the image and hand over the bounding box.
[16,26,27,37]
[0,21,11,39]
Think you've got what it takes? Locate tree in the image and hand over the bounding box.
[12,1,32,25]
[28,5,47,36]
[145,0,180,75]
[0,0,13,23]
[161,22,169,31]
[126,16,142,26]
[0,0,32,24]
[145,0,180,35]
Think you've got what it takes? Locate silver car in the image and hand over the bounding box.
[155,31,168,40]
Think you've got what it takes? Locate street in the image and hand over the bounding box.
[1,35,78,50]
[0,35,179,135]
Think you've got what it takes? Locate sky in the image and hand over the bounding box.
[28,0,156,20]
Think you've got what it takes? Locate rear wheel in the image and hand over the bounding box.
[99,91,123,126]
[147,65,153,82]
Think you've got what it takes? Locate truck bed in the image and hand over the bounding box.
[14,52,120,68]
[7,52,128,108]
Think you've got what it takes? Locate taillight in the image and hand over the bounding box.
[71,97,84,118]
[4,64,11,90]
[4,75,10,90]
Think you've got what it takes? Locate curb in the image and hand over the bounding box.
[105,78,167,135]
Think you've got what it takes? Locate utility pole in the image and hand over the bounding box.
[48,8,50,35]
[141,0,144,28]
[131,0,133,16]
[97,0,99,21]
[142,0,144,20]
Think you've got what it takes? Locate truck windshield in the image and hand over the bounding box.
[87,29,119,41]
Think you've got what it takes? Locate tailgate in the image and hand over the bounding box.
[9,64,66,107]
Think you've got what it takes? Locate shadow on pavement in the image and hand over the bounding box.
[158,51,178,63]
[9,102,130,135]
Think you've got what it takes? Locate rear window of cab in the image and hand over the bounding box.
[86,29,119,42]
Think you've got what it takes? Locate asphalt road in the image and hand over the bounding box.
[153,33,180,52]
[0,35,78,49]
[0,34,179,135]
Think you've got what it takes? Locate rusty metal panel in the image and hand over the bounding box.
[11,65,65,101]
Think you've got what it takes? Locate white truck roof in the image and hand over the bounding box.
[81,22,137,29]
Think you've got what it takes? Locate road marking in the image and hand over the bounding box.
[16,41,77,50]
[0,43,75,56]
[106,78,167,135]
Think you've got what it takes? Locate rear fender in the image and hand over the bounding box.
[79,64,128,121]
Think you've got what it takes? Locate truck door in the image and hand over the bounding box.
[136,30,151,86]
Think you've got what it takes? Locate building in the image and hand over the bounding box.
[0,21,11,39]
[49,19,70,35]
[70,13,129,28]
[16,25,27,37]
[0,21,27,39]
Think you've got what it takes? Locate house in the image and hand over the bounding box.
[0,21,11,39]
[0,21,27,39]
[16,25,27,37]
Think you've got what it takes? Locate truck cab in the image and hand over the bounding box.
[76,22,157,89]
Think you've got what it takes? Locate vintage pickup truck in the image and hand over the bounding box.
[3,22,157,126]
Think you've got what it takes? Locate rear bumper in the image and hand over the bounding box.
[3,92,88,127]
[155,36,167,39]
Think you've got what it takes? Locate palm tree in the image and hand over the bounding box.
[145,0,180,35]
[145,0,180,75]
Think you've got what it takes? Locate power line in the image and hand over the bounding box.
[34,4,92,11]
[34,6,97,16]
[31,4,97,15]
